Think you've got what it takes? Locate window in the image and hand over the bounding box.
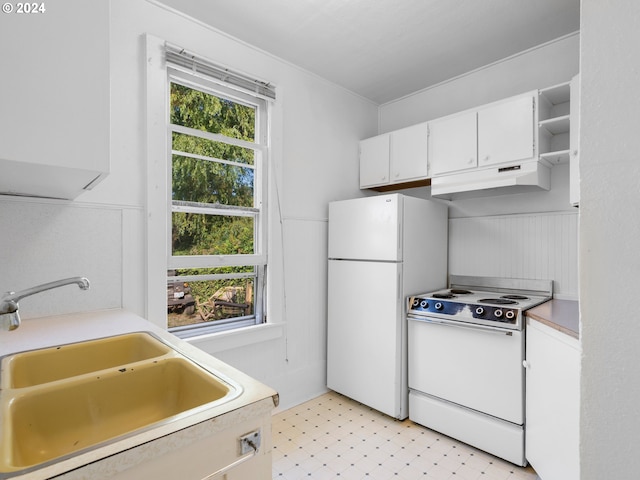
[165,50,271,337]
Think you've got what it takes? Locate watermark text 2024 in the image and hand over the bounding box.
[2,3,46,14]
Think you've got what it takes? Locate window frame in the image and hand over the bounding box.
[165,65,269,337]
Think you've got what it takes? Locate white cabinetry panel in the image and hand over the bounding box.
[359,134,390,188]
[59,398,274,480]
[525,320,580,480]
[538,81,571,165]
[569,74,580,207]
[429,92,539,199]
[478,95,535,167]
[429,111,477,176]
[359,124,429,190]
[391,123,429,182]
[0,0,110,199]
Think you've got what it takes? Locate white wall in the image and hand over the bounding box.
[380,33,580,133]
[579,1,640,478]
[0,0,378,411]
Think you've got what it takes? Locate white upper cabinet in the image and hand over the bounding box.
[0,0,110,200]
[429,92,536,178]
[428,111,477,176]
[390,123,429,182]
[569,74,580,207]
[359,123,429,190]
[361,85,576,200]
[538,81,571,165]
[478,94,535,167]
[359,134,391,188]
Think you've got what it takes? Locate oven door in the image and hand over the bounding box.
[408,315,524,424]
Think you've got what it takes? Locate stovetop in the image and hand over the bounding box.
[407,275,553,331]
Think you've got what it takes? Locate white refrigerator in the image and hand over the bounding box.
[327,193,448,419]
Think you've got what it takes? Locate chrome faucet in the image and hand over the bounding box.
[0,277,90,331]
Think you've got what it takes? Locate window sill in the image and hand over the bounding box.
[183,322,284,354]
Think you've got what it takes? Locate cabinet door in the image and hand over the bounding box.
[478,95,535,167]
[359,134,390,188]
[0,0,109,199]
[390,123,429,182]
[428,111,477,176]
[525,322,580,480]
[95,410,273,480]
[569,74,580,207]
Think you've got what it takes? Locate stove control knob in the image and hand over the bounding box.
[475,307,485,316]
[419,299,428,308]
[412,298,420,308]
[505,310,516,320]
[434,302,444,311]
[494,309,503,318]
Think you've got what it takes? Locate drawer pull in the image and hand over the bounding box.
[200,429,261,479]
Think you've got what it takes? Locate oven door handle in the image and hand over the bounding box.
[407,315,517,335]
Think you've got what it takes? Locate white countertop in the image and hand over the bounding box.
[0,309,278,479]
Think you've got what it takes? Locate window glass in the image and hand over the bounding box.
[171,154,255,207]
[171,212,255,256]
[170,83,256,142]
[167,77,267,334]
[172,133,255,166]
[167,268,256,329]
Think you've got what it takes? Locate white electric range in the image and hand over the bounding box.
[407,275,553,466]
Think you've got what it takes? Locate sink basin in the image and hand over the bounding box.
[2,332,171,388]
[0,333,242,476]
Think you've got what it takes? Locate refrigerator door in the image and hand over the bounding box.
[327,259,405,418]
[328,194,401,262]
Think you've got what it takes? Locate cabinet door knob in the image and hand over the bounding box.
[523,360,530,369]
[483,156,490,162]
[468,158,474,164]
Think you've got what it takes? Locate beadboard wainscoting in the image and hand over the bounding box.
[449,211,578,299]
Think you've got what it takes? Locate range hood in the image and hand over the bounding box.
[430,161,551,199]
[0,158,106,200]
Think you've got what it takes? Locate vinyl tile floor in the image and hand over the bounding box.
[272,391,539,480]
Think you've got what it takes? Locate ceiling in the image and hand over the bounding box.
[156,0,580,104]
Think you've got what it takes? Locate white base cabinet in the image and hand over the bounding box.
[58,397,275,480]
[525,320,580,480]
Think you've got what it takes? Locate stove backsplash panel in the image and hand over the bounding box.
[448,211,578,300]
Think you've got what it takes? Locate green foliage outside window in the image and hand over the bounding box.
[169,83,261,325]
